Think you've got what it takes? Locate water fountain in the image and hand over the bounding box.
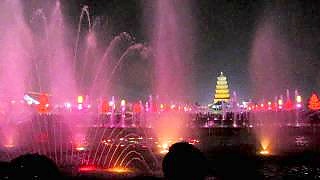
[0,0,161,175]
[1,0,316,179]
[146,0,195,148]
[249,4,298,155]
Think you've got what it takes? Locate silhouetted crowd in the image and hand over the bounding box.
[0,142,264,180]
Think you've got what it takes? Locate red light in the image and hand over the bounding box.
[133,103,141,113]
[308,93,320,111]
[284,99,293,111]
[37,93,49,113]
[39,94,49,104]
[101,100,109,113]
[271,103,277,111]
[79,165,96,172]
[151,104,158,112]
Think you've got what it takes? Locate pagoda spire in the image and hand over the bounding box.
[213,72,230,103]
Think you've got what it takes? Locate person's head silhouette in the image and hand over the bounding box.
[10,153,60,180]
[162,142,208,180]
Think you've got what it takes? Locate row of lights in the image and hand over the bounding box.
[249,95,302,112]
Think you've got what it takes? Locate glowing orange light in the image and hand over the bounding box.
[278,99,283,106]
[160,149,169,154]
[259,138,271,155]
[77,96,84,104]
[308,93,320,111]
[259,150,270,155]
[105,167,133,174]
[158,142,171,154]
[162,143,168,149]
[261,139,269,150]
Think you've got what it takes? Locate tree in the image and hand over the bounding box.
[308,93,320,111]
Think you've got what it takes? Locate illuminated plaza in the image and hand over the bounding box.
[0,0,320,179]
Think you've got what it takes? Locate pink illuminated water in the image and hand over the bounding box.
[148,0,195,142]
[249,8,293,154]
[0,1,33,100]
[47,2,77,104]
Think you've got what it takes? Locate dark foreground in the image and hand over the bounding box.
[1,149,320,179]
[1,126,320,179]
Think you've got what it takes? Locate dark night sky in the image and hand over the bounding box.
[25,0,320,103]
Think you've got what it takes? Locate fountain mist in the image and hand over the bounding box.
[249,5,293,154]
[147,0,195,143]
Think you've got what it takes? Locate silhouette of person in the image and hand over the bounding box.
[162,142,208,180]
[10,153,61,180]
[0,161,10,179]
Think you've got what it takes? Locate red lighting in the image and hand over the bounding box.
[284,99,293,111]
[151,104,158,112]
[101,100,109,113]
[308,93,320,111]
[79,165,96,172]
[133,103,141,113]
[272,103,277,111]
[37,94,49,113]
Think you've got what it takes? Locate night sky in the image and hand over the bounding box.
[25,0,320,103]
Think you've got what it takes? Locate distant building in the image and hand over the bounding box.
[208,72,231,112]
[213,72,230,103]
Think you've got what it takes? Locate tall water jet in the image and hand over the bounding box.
[147,0,195,144]
[73,5,91,74]
[89,32,134,98]
[0,0,33,100]
[249,3,293,154]
[47,1,77,103]
[46,2,81,163]
[0,1,34,155]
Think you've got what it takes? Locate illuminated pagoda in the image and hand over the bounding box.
[214,72,230,103]
[208,72,230,112]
